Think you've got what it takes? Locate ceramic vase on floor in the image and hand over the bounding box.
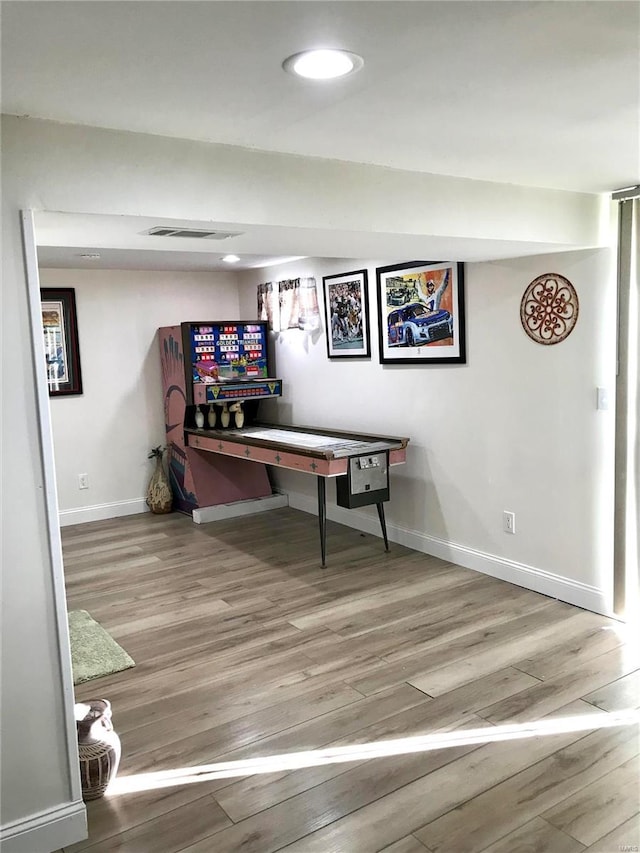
[146,446,172,514]
[75,699,121,801]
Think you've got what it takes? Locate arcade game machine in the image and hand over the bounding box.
[158,320,282,516]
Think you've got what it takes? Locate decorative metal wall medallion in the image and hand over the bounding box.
[520,273,579,345]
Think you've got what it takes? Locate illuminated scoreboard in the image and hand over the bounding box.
[184,322,270,383]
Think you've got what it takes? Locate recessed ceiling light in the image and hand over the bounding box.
[222,254,240,264]
[79,253,101,260]
[283,49,364,80]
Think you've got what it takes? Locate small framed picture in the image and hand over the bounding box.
[376,261,466,365]
[41,287,83,396]
[322,269,371,359]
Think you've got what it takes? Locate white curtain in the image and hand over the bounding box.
[257,277,320,332]
[614,194,639,617]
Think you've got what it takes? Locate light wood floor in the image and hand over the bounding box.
[60,508,639,853]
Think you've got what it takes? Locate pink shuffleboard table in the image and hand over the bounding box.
[185,422,409,566]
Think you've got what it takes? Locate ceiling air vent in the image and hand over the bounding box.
[144,227,243,240]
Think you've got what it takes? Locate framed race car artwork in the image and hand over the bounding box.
[376,261,466,365]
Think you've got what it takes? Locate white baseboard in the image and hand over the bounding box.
[59,498,148,527]
[193,493,288,524]
[56,489,610,616]
[286,489,610,616]
[0,800,87,853]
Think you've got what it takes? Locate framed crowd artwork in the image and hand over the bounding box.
[376,261,466,364]
[322,269,371,359]
[40,287,83,396]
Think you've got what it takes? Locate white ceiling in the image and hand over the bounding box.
[3,1,639,271]
[35,245,307,274]
[33,210,584,272]
[34,213,308,272]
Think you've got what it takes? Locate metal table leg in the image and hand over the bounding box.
[317,476,327,567]
[376,502,390,551]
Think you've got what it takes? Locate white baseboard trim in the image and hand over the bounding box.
[0,800,87,853]
[59,498,148,527]
[193,493,288,524]
[286,489,610,616]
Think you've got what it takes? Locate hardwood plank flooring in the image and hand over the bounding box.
[583,814,640,852]
[478,646,640,724]
[379,837,432,853]
[476,817,585,853]
[582,670,640,712]
[414,724,639,852]
[541,756,640,846]
[60,509,639,853]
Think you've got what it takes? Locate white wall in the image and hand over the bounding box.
[39,269,241,524]
[239,248,616,613]
[0,114,615,851]
[3,116,607,257]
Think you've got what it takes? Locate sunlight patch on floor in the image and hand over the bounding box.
[106,709,640,796]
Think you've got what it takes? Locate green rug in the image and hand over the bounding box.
[68,610,135,685]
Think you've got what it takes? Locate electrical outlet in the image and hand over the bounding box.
[78,473,89,490]
[503,510,515,534]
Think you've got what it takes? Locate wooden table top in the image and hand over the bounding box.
[185,423,409,477]
[184,422,409,461]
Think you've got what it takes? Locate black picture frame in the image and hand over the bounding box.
[40,287,83,396]
[376,261,466,365]
[322,269,371,359]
